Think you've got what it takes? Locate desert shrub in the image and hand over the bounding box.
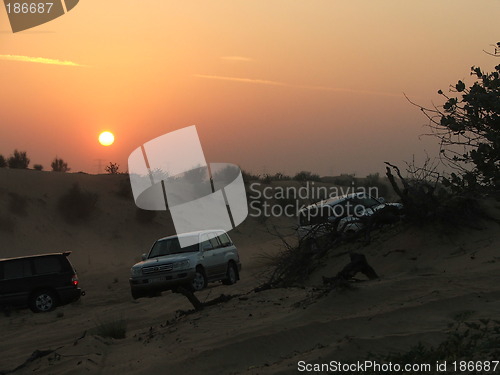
[261,230,337,289]
[105,162,120,174]
[0,155,6,168]
[294,170,321,182]
[385,161,484,227]
[361,173,389,198]
[342,318,500,375]
[7,150,30,169]
[8,193,27,216]
[260,173,272,184]
[90,318,127,339]
[135,208,157,223]
[241,170,260,183]
[0,216,15,233]
[57,183,98,223]
[33,164,43,171]
[51,157,70,172]
[271,172,291,181]
[332,173,356,186]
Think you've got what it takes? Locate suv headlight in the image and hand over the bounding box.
[172,260,190,270]
[131,267,142,276]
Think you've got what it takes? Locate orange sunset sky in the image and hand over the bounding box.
[0,0,498,176]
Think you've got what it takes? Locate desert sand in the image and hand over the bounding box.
[1,168,500,374]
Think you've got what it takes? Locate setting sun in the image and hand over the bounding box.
[99,131,115,146]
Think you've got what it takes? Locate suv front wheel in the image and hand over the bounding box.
[191,267,208,291]
[222,262,238,285]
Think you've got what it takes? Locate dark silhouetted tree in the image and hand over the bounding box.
[0,155,6,168]
[7,150,30,169]
[105,162,120,174]
[483,42,500,57]
[33,164,44,171]
[51,157,70,172]
[411,64,500,191]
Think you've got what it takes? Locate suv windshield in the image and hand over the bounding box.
[148,237,199,258]
[352,196,381,209]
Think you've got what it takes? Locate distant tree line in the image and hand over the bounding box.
[0,149,72,172]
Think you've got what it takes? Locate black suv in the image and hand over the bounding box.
[0,252,83,312]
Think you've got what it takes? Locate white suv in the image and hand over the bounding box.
[129,230,241,299]
[297,193,403,240]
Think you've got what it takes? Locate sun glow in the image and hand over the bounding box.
[99,131,115,146]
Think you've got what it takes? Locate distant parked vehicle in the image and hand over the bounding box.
[129,230,241,299]
[297,193,403,241]
[0,252,83,313]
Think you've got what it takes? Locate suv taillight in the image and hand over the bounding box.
[72,275,79,286]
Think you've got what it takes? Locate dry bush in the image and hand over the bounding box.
[258,225,339,289]
[57,183,98,223]
[90,318,127,339]
[385,161,484,227]
[294,170,321,182]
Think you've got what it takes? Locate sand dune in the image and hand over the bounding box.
[1,169,500,374]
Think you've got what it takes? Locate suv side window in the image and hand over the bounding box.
[209,236,221,249]
[201,233,222,250]
[34,256,62,275]
[4,259,33,280]
[217,232,232,247]
[200,234,214,251]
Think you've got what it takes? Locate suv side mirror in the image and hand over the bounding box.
[141,253,147,261]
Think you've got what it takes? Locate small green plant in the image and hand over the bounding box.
[57,183,98,223]
[91,318,127,339]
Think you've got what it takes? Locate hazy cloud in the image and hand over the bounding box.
[220,56,254,62]
[0,54,84,67]
[194,74,401,98]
